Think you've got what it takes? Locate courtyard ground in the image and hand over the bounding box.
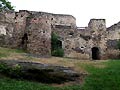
[0,47,120,90]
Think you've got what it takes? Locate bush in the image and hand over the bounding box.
[51,48,64,57]
[51,33,64,57]
[0,63,22,78]
[0,63,9,73]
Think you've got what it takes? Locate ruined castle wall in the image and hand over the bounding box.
[51,14,82,58]
[61,27,91,59]
[63,37,90,59]
[107,22,120,40]
[51,18,108,60]
[51,15,92,59]
[0,10,78,57]
[87,19,107,59]
[51,14,76,39]
[0,11,15,47]
[1,10,120,59]
[26,12,51,56]
[0,10,52,56]
[106,22,120,59]
[51,14,76,28]
[12,10,30,48]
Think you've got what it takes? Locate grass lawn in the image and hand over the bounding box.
[0,47,120,90]
[82,60,120,90]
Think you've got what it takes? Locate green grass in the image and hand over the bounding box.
[1,60,120,90]
[0,77,81,90]
[0,77,56,90]
[1,47,120,90]
[0,47,25,58]
[82,60,120,90]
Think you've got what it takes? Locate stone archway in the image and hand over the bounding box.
[91,47,100,60]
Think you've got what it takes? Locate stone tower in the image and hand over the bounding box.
[88,19,107,59]
[25,12,51,56]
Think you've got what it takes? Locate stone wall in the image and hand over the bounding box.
[0,10,77,57]
[13,10,30,48]
[26,12,51,56]
[107,22,120,40]
[0,10,120,60]
[0,11,15,47]
[106,22,120,59]
[0,10,52,56]
[54,19,108,60]
[87,19,107,59]
[51,14,76,28]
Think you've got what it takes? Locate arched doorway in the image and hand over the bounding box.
[92,47,100,60]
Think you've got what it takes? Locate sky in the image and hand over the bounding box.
[9,0,120,27]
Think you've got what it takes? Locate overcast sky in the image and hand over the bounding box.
[9,0,120,27]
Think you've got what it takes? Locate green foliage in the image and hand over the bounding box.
[117,40,120,49]
[81,60,120,90]
[9,64,22,78]
[0,47,25,58]
[0,52,7,58]
[0,63,9,73]
[0,76,81,90]
[0,63,22,78]
[51,48,64,57]
[0,77,56,90]
[51,33,64,57]
[0,0,14,11]
[11,49,25,53]
[51,32,59,50]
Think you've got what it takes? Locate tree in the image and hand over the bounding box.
[0,0,14,11]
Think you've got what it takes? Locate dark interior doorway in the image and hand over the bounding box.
[92,47,100,60]
[57,40,62,49]
[21,33,28,50]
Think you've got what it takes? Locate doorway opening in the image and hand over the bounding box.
[21,33,28,50]
[92,47,100,60]
[57,40,62,49]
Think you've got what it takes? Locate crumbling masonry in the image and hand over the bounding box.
[0,10,120,60]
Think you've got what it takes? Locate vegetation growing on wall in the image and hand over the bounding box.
[51,32,64,57]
